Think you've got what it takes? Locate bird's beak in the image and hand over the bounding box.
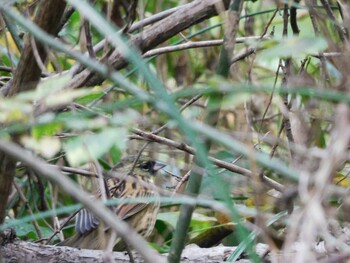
[153,161,166,172]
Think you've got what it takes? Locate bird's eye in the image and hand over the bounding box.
[140,161,152,171]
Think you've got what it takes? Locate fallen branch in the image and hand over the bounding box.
[0,240,266,263]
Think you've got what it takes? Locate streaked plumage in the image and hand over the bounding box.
[59,156,165,250]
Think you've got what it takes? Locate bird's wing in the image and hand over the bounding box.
[115,191,153,220]
[75,208,100,234]
[73,177,125,234]
[73,173,156,233]
[106,175,151,220]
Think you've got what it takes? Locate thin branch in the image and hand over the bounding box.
[53,165,98,177]
[290,0,300,35]
[83,20,95,58]
[143,36,270,57]
[130,128,285,192]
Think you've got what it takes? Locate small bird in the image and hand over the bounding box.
[59,156,166,250]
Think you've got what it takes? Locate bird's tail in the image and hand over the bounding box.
[56,230,118,250]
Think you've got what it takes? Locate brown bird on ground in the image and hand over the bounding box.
[59,156,166,250]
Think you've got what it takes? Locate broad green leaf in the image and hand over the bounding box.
[5,219,54,240]
[31,121,63,139]
[61,110,140,131]
[110,109,140,126]
[44,88,95,106]
[98,158,112,170]
[157,212,215,231]
[157,211,179,229]
[17,73,72,101]
[189,213,216,236]
[75,89,105,105]
[64,127,128,166]
[109,144,122,164]
[21,136,61,158]
[0,98,33,122]
[260,36,328,59]
[10,221,38,239]
[62,117,104,131]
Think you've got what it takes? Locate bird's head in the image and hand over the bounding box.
[111,156,166,180]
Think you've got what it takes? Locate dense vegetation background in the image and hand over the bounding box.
[0,0,349,262]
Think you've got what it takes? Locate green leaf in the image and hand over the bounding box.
[31,121,63,138]
[150,242,171,254]
[98,158,112,170]
[260,36,328,59]
[189,213,216,235]
[5,219,54,240]
[157,212,179,230]
[61,116,99,131]
[157,212,215,233]
[21,136,61,158]
[14,222,38,239]
[44,88,95,107]
[110,109,140,126]
[75,90,105,105]
[64,127,128,166]
[0,98,33,122]
[109,144,122,164]
[16,73,72,101]
[153,219,174,245]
